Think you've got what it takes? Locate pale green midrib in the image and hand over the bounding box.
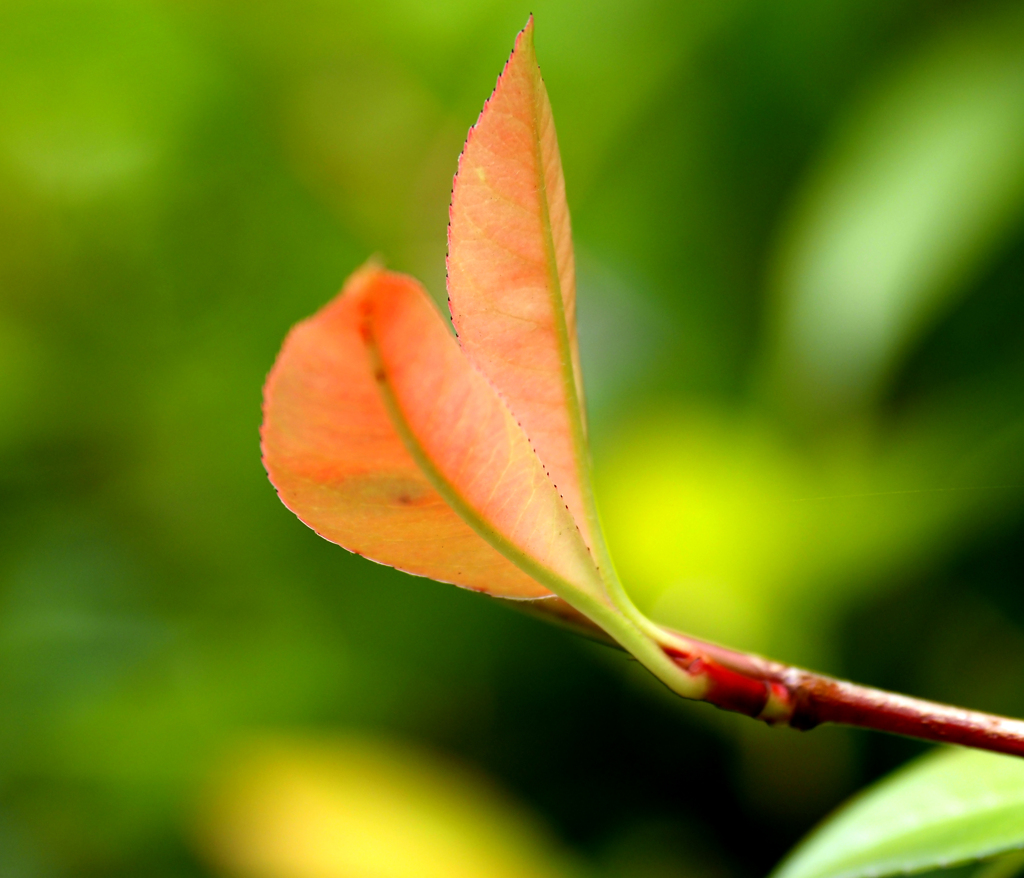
[528,76,606,564]
[527,68,669,644]
[364,325,703,698]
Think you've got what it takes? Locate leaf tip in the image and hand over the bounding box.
[517,15,536,55]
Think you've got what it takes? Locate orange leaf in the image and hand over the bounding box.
[447,18,597,551]
[261,27,708,700]
[262,266,545,599]
[262,265,604,603]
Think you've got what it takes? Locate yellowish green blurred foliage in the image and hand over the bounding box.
[199,736,578,878]
[597,1,1024,671]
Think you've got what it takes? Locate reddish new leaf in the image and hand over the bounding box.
[262,265,604,603]
[262,266,545,598]
[448,19,596,550]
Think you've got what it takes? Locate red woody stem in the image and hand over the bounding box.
[677,636,1024,756]
[526,598,1024,756]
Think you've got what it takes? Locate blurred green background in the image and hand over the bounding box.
[2,0,1024,875]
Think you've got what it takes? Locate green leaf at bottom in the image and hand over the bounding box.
[775,748,1024,878]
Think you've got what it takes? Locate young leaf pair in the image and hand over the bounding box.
[261,19,1024,755]
[261,18,703,702]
